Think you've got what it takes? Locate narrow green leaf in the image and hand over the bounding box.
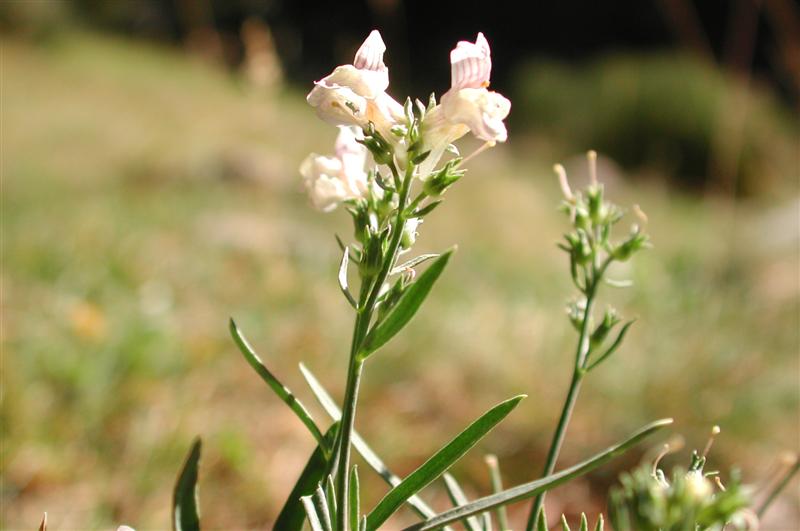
[366,395,526,530]
[535,507,548,531]
[350,466,361,531]
[400,419,673,531]
[485,455,509,531]
[314,483,333,531]
[302,495,325,531]
[359,515,367,531]
[391,254,441,275]
[229,319,326,450]
[585,320,635,372]
[560,514,571,531]
[274,424,338,531]
[339,246,357,309]
[173,438,202,531]
[325,475,337,527]
[359,249,454,358]
[299,363,442,522]
[579,513,588,531]
[414,200,443,217]
[442,473,482,531]
[593,514,604,531]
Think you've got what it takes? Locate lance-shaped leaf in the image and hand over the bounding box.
[593,514,604,531]
[339,246,357,309]
[230,319,326,450]
[299,363,441,522]
[401,419,673,531]
[349,466,361,531]
[359,249,454,358]
[366,395,526,530]
[173,438,202,531]
[275,424,339,531]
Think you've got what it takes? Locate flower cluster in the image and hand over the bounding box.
[300,30,510,213]
[609,431,755,530]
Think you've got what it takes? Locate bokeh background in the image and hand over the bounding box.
[3,0,799,529]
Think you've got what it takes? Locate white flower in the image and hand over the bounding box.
[307,30,404,135]
[300,126,369,212]
[419,33,510,176]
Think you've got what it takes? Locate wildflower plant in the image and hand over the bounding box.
[76,29,798,531]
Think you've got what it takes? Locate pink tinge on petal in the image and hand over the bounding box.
[449,33,492,89]
[354,30,387,71]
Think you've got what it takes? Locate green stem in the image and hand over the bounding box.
[334,162,414,531]
[525,271,602,530]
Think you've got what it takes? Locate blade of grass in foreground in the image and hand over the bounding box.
[366,395,526,531]
[230,318,327,450]
[402,419,673,531]
[173,438,202,531]
[298,363,443,522]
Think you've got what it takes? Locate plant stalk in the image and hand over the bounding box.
[334,162,414,530]
[525,276,599,530]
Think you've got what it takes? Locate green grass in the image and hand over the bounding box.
[2,31,798,529]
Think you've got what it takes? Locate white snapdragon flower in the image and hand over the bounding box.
[300,126,369,212]
[307,30,404,137]
[420,33,511,176]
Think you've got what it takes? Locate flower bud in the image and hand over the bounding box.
[359,230,384,277]
[612,228,649,261]
[590,307,621,348]
[423,159,465,197]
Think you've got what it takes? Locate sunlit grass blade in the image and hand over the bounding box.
[442,473,482,531]
[173,438,202,531]
[560,514,571,531]
[401,419,673,531]
[38,513,47,531]
[579,513,588,531]
[229,318,327,450]
[366,395,526,530]
[275,424,338,531]
[481,512,493,531]
[593,514,604,531]
[349,466,361,531]
[359,249,454,359]
[302,495,325,531]
[485,455,509,530]
[299,362,442,522]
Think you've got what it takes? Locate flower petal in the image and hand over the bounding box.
[450,32,492,89]
[441,88,510,143]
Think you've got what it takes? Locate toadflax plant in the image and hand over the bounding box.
[229,30,671,531]
[59,29,796,531]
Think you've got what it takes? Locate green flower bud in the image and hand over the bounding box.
[400,218,421,250]
[590,307,621,348]
[423,159,465,197]
[359,230,384,277]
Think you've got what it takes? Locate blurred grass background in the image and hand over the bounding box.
[2,2,799,529]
